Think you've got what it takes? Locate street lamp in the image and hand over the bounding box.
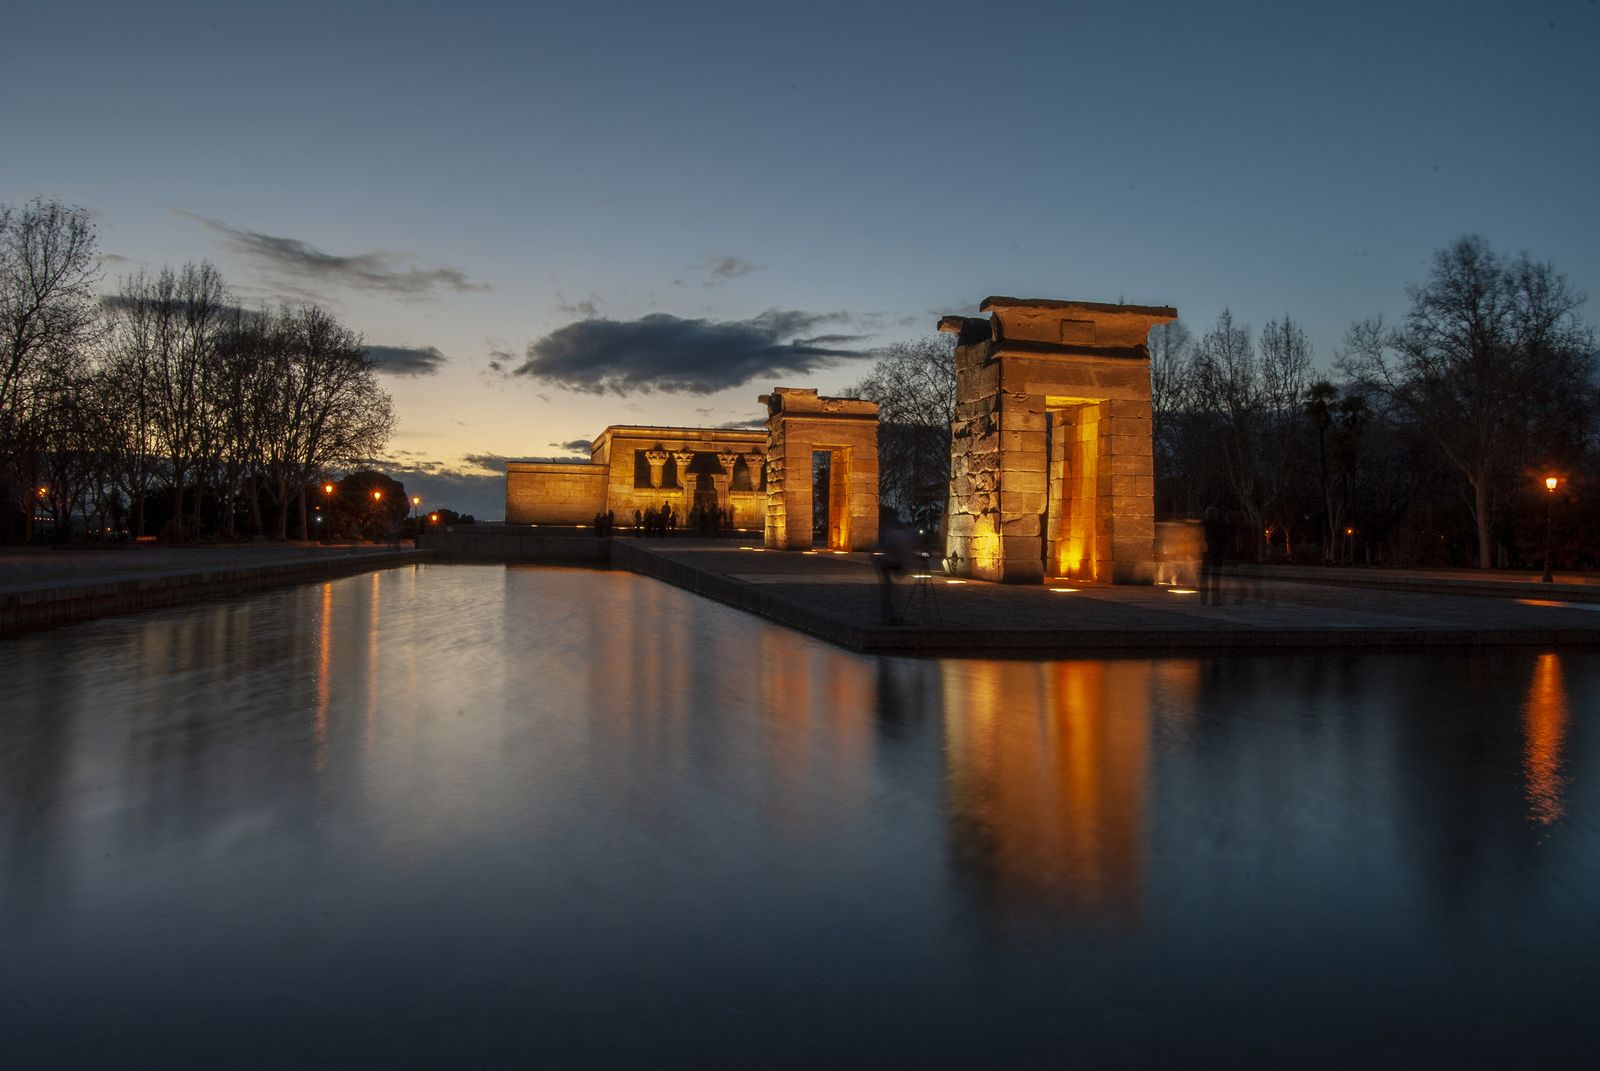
[1543,476,1559,583]
[411,495,422,541]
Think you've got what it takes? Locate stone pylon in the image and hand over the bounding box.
[939,298,1175,584]
[760,388,879,551]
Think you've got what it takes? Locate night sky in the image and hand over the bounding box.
[5,0,1597,518]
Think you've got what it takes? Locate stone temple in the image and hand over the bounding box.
[506,294,1172,584]
[505,387,881,551]
[507,426,768,528]
[939,297,1176,584]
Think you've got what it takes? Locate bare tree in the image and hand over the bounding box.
[0,198,102,539]
[850,336,956,527]
[1149,320,1207,516]
[1256,315,1314,549]
[259,305,393,539]
[1190,309,1266,553]
[1339,236,1595,568]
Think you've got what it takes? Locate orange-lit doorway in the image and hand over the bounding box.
[811,448,852,550]
[1044,401,1101,581]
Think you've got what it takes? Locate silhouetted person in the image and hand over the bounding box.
[1201,505,1227,605]
[875,528,915,625]
[605,509,615,536]
[634,508,643,535]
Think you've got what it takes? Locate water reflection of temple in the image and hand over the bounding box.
[940,660,1171,928]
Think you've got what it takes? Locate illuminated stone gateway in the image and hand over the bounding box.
[939,297,1176,584]
[760,387,880,551]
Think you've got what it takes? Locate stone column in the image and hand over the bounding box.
[672,451,697,506]
[644,450,669,489]
[743,452,764,491]
[714,452,738,514]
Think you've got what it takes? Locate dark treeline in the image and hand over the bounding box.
[854,236,1597,570]
[1,197,394,543]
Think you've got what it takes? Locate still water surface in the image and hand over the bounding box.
[2,565,1598,1066]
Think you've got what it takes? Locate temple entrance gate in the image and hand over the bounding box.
[760,388,880,551]
[939,298,1176,584]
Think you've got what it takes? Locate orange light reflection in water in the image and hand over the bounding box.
[941,660,1157,928]
[1522,652,1570,825]
[366,571,380,753]
[315,582,332,771]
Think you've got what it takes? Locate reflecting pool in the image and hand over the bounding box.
[3,565,1598,1066]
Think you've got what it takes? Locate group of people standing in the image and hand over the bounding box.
[634,504,677,537]
[590,510,618,536]
[687,504,734,535]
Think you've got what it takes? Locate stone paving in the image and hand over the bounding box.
[621,539,1600,655]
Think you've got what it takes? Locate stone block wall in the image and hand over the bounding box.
[505,463,609,524]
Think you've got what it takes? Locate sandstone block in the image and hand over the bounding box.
[1003,489,1046,513]
[1104,397,1151,419]
[1106,453,1153,477]
[1001,407,1047,432]
[1004,469,1047,495]
[1109,474,1142,498]
[1000,430,1047,455]
[1000,512,1040,536]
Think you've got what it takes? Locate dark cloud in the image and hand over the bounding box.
[514,309,874,395]
[366,344,447,377]
[485,346,517,374]
[182,212,488,299]
[461,452,589,473]
[554,292,602,319]
[715,417,767,430]
[551,439,593,453]
[700,255,763,282]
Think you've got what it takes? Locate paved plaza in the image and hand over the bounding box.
[616,539,1600,656]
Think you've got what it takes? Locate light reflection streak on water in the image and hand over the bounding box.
[366,570,380,754]
[1522,652,1569,825]
[315,582,332,771]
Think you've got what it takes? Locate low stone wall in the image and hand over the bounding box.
[0,548,430,635]
[419,525,611,562]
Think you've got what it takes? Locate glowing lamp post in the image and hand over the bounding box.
[412,495,423,540]
[1542,476,1559,583]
